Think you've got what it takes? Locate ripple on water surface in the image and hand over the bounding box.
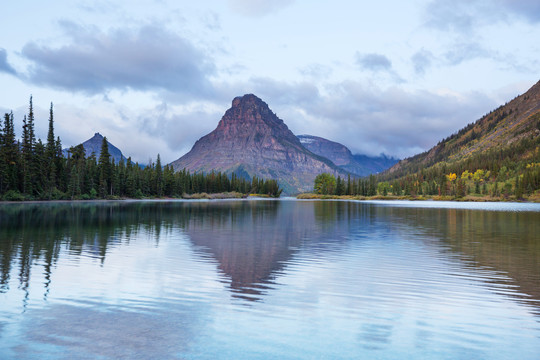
[0,199,539,359]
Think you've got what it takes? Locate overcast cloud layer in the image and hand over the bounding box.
[21,22,215,97]
[0,0,538,163]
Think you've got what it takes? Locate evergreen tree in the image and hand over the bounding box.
[2,113,18,191]
[21,115,33,195]
[45,103,57,190]
[155,154,163,197]
[335,176,345,195]
[0,115,5,192]
[46,103,55,158]
[98,137,111,197]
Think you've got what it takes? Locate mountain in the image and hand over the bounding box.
[170,94,346,194]
[383,79,540,185]
[352,154,400,175]
[64,133,126,164]
[297,134,398,176]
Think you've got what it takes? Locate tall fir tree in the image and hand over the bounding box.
[46,103,55,157]
[46,103,57,190]
[20,97,37,196]
[0,114,5,192]
[98,136,111,197]
[21,115,33,195]
[2,112,18,191]
[155,154,163,197]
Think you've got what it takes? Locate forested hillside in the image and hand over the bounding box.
[306,81,540,201]
[377,80,540,200]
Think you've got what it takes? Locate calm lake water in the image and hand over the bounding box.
[0,199,539,359]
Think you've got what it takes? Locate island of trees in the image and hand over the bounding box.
[0,98,282,201]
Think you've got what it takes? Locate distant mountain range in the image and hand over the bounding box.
[64,132,125,164]
[297,135,398,176]
[170,94,349,194]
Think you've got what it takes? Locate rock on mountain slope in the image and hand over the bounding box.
[170,94,346,194]
[64,133,126,164]
[385,79,540,179]
[297,134,398,176]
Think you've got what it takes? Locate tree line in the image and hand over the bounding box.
[313,173,378,196]
[0,97,282,200]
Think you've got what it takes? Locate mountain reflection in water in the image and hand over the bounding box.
[0,200,367,303]
[0,200,539,359]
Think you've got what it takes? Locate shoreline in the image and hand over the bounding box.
[296,193,540,203]
[0,192,282,204]
[2,193,539,204]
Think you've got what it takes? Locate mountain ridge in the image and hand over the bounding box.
[385,80,540,179]
[297,134,398,176]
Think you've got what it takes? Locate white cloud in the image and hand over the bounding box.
[227,0,294,17]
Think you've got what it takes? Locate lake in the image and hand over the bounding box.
[0,199,539,359]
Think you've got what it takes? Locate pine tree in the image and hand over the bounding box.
[3,113,18,191]
[98,137,111,197]
[155,154,163,197]
[67,165,81,198]
[336,176,345,195]
[45,103,57,190]
[125,158,136,197]
[0,114,5,192]
[21,115,33,195]
[20,97,38,196]
[46,103,55,157]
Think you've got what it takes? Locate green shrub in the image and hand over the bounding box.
[3,190,26,201]
[89,188,98,199]
[134,189,144,199]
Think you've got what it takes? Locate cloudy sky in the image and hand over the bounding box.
[1,0,539,163]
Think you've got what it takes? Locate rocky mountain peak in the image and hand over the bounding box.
[170,94,345,194]
[200,94,302,152]
[63,133,126,164]
[217,94,290,137]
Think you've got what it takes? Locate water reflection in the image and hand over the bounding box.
[0,202,168,302]
[181,200,376,301]
[369,205,540,307]
[1,200,539,305]
[1,200,540,359]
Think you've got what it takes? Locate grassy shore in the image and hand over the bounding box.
[0,191,285,202]
[180,192,247,200]
[296,193,540,203]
